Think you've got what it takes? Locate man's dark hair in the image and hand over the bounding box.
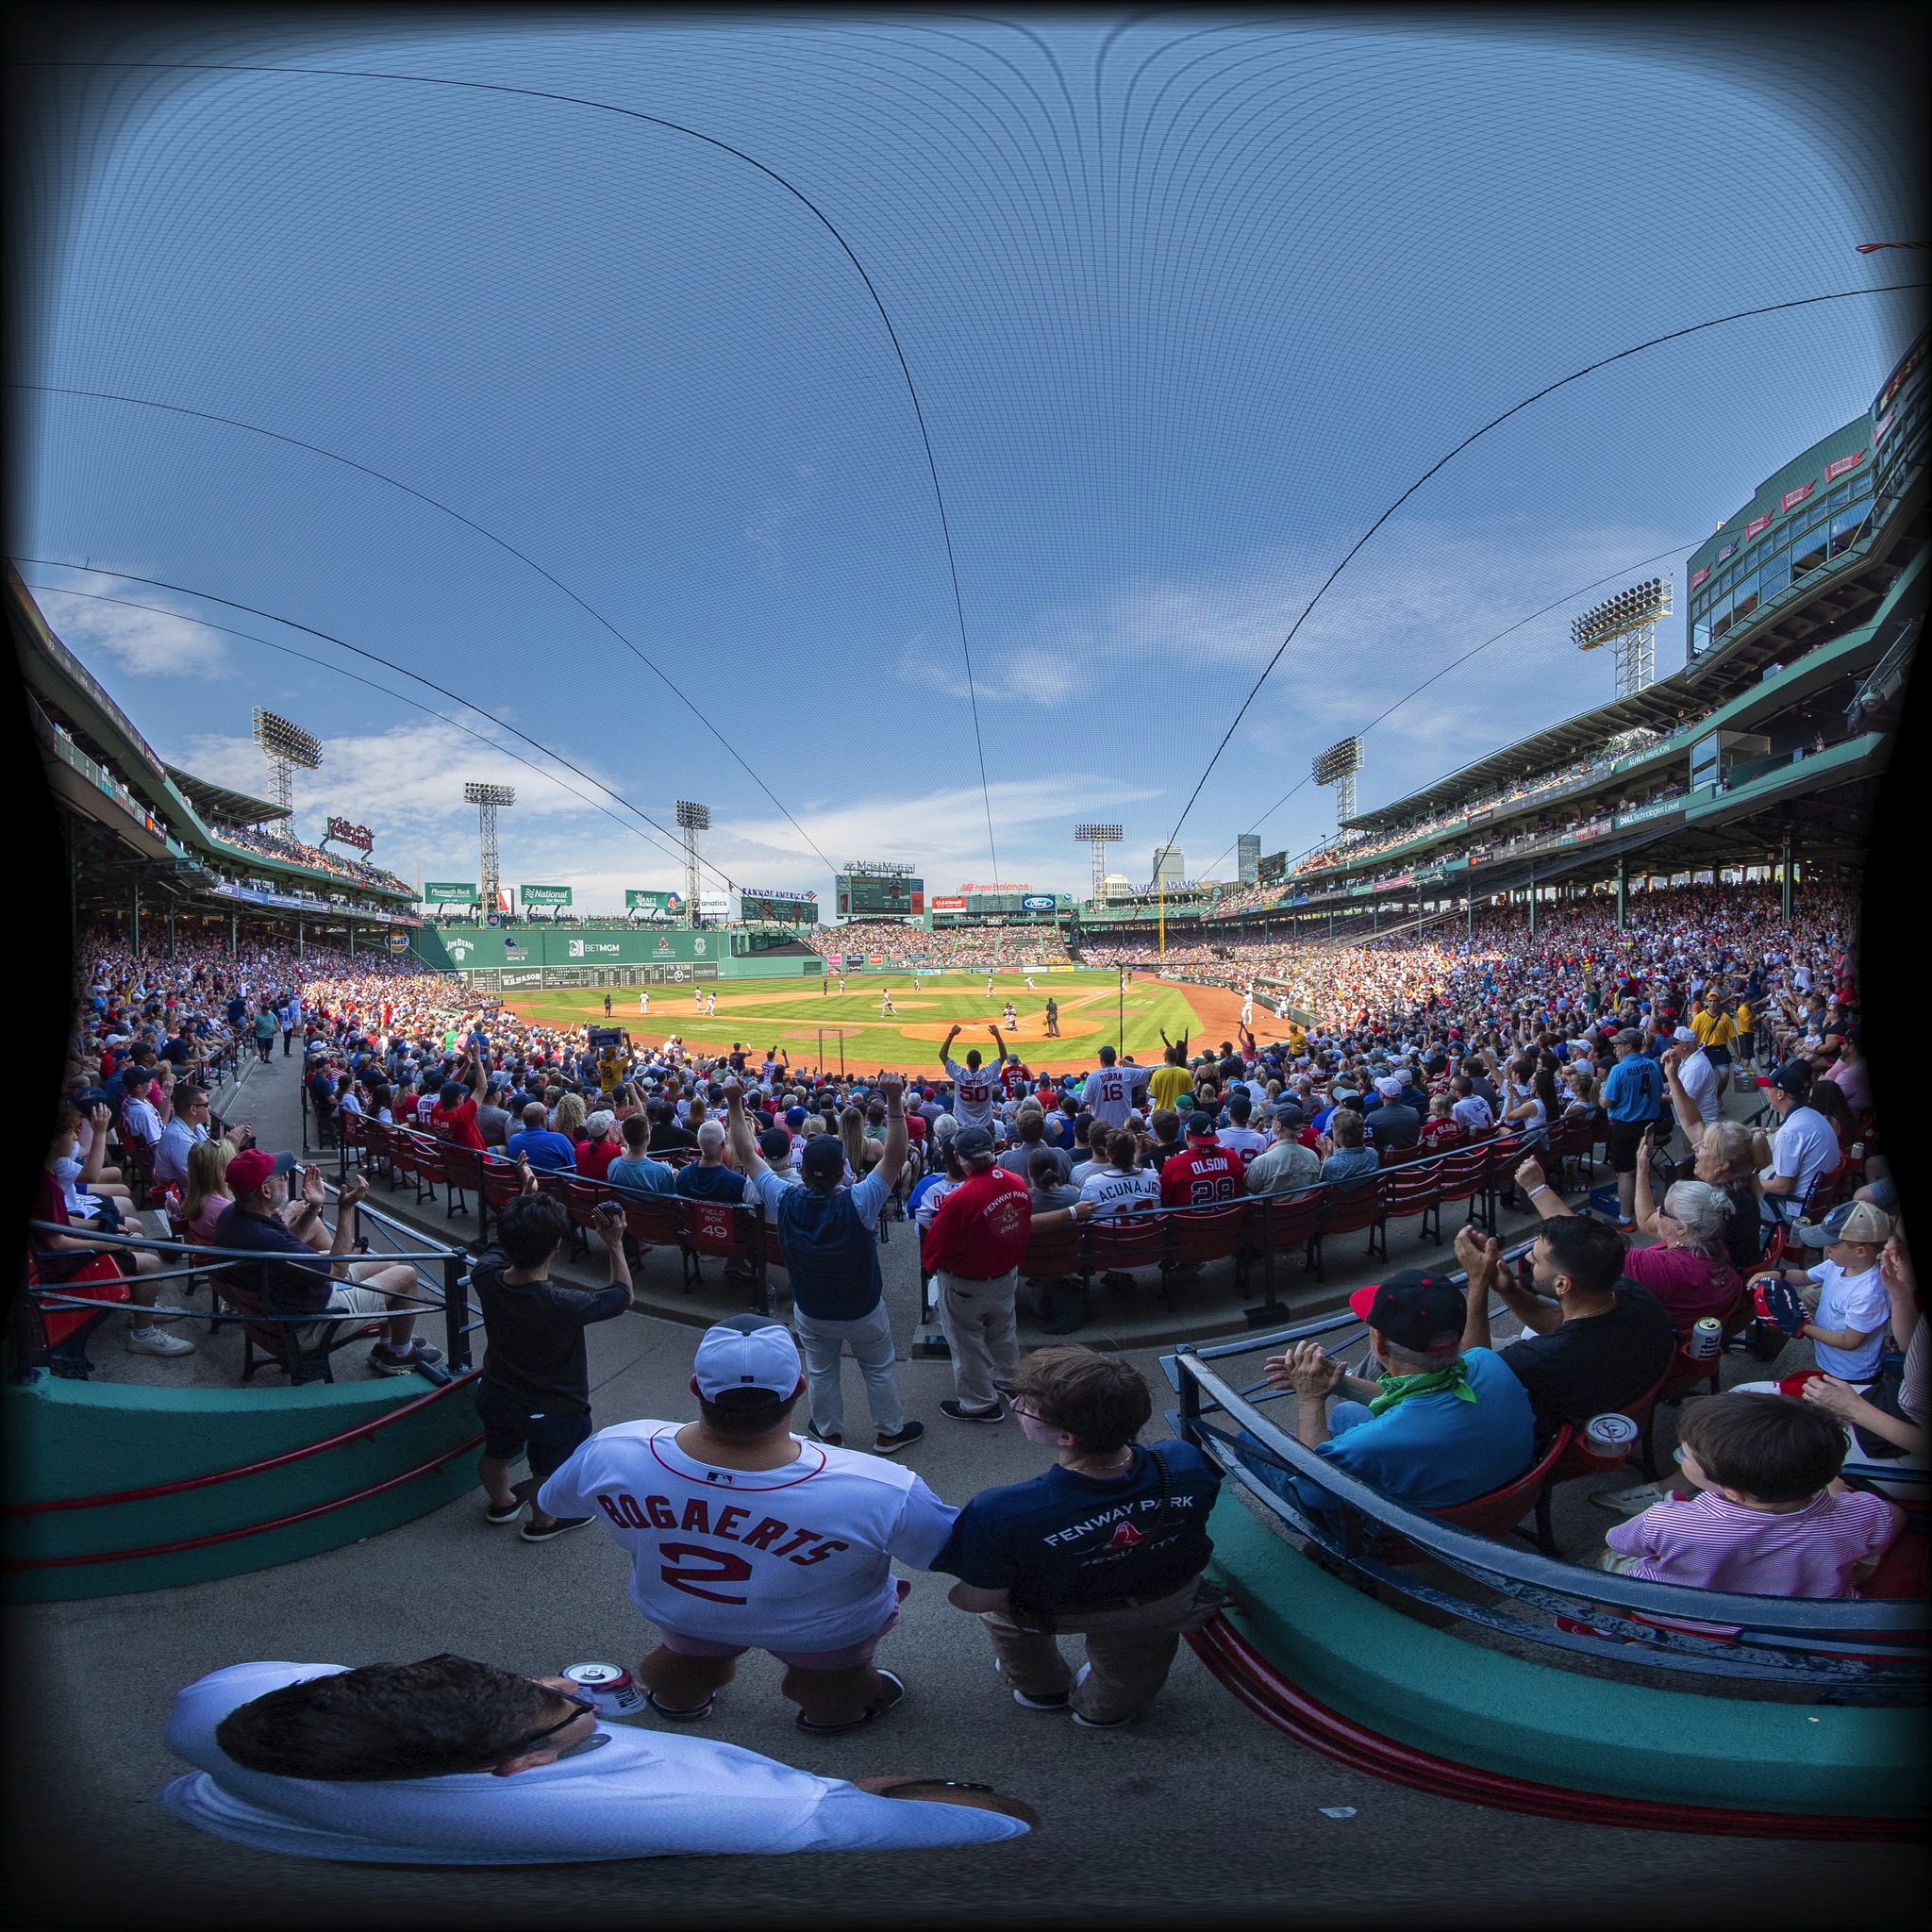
[496,1192,571,1269]
[1107,1129,1139,1169]
[174,1085,207,1110]
[213,1657,561,1780]
[622,1114,650,1150]
[1539,1214,1627,1298]
[696,1384,798,1440]
[1014,1346,1152,1454]
[1677,1392,1848,1505]
[1228,1093,1251,1124]
[965,1048,982,1069]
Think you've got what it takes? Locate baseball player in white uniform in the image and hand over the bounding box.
[1241,986,1255,1027]
[540,1316,956,1734]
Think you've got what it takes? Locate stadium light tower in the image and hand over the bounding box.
[463,782,515,917]
[675,800,709,928]
[252,708,321,842]
[1074,823,1124,908]
[1311,735,1364,830]
[1574,577,1673,698]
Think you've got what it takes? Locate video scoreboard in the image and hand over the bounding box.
[835,874,924,918]
[739,891,820,924]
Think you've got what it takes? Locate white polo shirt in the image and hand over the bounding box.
[539,1423,957,1651]
[163,1663,1025,1861]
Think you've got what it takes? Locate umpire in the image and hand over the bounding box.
[934,1348,1224,1727]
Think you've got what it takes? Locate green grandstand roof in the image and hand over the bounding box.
[1344,676,1704,834]
[163,764,290,826]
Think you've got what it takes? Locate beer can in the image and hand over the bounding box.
[561,1662,644,1717]
[1688,1316,1723,1361]
[1583,1411,1641,1454]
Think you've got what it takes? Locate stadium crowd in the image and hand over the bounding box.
[28,876,1921,1865]
[208,819,413,895]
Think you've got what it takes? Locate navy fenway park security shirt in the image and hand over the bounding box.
[934,1439,1222,1616]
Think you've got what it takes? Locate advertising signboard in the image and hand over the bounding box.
[624,890,684,915]
[520,885,574,907]
[424,882,477,903]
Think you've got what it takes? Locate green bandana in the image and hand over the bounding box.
[1367,1359,1477,1418]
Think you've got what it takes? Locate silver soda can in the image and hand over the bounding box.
[561,1662,645,1717]
[1584,1411,1641,1454]
[1688,1317,1723,1360]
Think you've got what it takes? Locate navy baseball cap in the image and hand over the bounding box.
[799,1138,845,1184]
[1185,1111,1217,1139]
[1349,1271,1465,1355]
[954,1125,996,1160]
[1769,1059,1812,1095]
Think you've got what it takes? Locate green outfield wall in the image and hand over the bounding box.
[415,924,824,986]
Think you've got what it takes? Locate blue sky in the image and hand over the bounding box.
[15,11,1920,909]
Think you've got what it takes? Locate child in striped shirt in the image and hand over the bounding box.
[1604,1391,1899,1597]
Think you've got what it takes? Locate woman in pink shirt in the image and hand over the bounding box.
[1625,1171,1741,1326]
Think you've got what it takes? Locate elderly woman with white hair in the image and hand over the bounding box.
[1519,1154,1741,1329]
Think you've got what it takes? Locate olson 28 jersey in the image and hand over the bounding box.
[539,1422,958,1650]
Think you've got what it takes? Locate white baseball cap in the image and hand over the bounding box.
[692,1315,801,1399]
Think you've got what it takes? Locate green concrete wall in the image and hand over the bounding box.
[1207,1494,1924,1819]
[416,924,823,979]
[4,1372,481,1603]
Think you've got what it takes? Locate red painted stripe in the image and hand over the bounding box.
[4,1433,484,1569]
[5,1370,481,1516]
[1185,1615,1922,1841]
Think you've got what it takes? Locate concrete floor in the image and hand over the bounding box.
[14,1053,1921,1924]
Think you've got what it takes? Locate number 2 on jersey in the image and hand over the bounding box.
[658,1541,755,1603]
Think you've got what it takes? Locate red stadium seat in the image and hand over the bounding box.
[1163,1202,1255,1310]
[1087,1211,1169,1291]
[1382,1155,1446,1245]
[1251,1187,1323,1303]
[1310,1174,1388,1280]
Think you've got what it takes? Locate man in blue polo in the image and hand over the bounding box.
[1264,1270,1533,1514]
[1599,1027,1664,1232]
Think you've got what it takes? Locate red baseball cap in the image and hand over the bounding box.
[227,1147,296,1192]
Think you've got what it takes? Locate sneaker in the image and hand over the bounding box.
[484,1479,534,1526]
[125,1328,195,1357]
[874,1421,925,1455]
[520,1514,593,1542]
[806,1419,843,1446]
[796,1669,906,1735]
[941,1398,1008,1424]
[1589,1479,1673,1518]
[368,1341,445,1376]
[1068,1665,1136,1727]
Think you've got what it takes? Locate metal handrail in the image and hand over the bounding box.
[1171,1350,1925,1666]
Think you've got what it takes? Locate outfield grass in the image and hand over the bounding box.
[501,968,1210,1075]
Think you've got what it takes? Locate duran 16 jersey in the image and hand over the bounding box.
[540,1423,958,1651]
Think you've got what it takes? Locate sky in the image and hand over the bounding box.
[12,9,1924,911]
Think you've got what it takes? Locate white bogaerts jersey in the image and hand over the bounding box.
[943,1058,997,1126]
[539,1423,958,1650]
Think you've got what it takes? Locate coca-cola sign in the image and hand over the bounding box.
[326,816,375,852]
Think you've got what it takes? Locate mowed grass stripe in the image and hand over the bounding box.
[501,969,1207,1074]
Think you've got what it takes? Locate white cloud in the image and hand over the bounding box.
[743,462,821,578]
[35,586,228,678]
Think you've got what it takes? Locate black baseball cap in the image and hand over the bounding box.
[800,1138,845,1183]
[1349,1270,1465,1355]
[1769,1059,1812,1095]
[954,1125,996,1160]
[1185,1111,1217,1139]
